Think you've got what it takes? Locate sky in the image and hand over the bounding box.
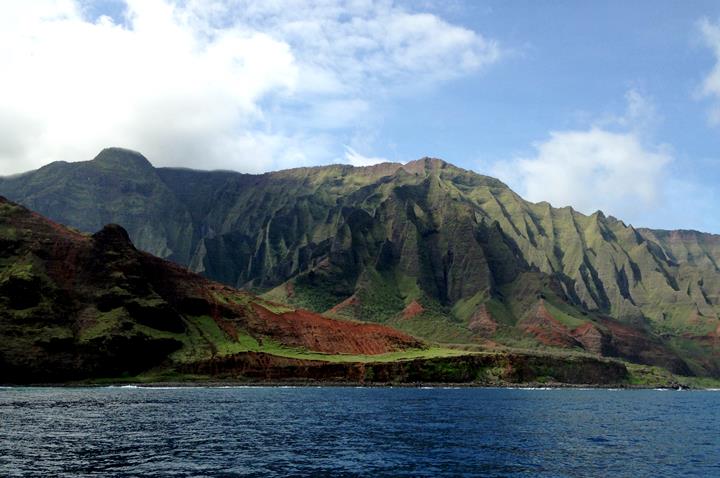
[2,1,720,233]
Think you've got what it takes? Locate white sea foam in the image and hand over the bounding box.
[513,387,555,390]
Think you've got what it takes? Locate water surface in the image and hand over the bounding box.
[1,387,718,477]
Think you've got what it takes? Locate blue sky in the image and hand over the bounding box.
[2,1,720,233]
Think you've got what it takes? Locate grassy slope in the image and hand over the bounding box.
[133,309,466,365]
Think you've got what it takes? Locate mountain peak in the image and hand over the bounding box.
[402,157,449,174]
[92,147,154,171]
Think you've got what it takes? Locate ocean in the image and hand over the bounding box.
[1,386,718,477]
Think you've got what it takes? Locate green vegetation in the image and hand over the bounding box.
[483,298,516,327]
[353,268,405,322]
[543,300,588,329]
[288,274,352,313]
[253,299,294,314]
[78,308,127,342]
[451,290,489,323]
[256,344,468,363]
[388,309,473,344]
[0,259,36,282]
[626,363,720,389]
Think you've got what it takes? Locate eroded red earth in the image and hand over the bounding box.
[250,302,421,355]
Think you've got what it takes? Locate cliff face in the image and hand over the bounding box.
[2,149,719,376]
[0,197,421,383]
[183,351,629,386]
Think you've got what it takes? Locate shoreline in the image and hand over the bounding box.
[0,380,700,390]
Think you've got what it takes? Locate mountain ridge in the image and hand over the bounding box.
[2,147,719,376]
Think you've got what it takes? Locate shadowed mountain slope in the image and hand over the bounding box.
[0,196,422,383]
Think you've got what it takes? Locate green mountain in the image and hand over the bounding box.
[0,196,631,386]
[2,147,719,376]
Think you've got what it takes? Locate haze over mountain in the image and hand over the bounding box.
[2,147,719,377]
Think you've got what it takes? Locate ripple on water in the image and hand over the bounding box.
[0,387,719,477]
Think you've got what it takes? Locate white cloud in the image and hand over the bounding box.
[344,146,389,167]
[0,0,298,173]
[493,91,673,222]
[497,129,671,215]
[598,89,658,132]
[0,0,501,175]
[220,1,500,92]
[699,17,720,124]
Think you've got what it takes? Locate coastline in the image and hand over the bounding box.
[5,351,720,389]
[0,379,703,390]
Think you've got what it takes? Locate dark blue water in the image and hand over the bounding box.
[0,387,718,477]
